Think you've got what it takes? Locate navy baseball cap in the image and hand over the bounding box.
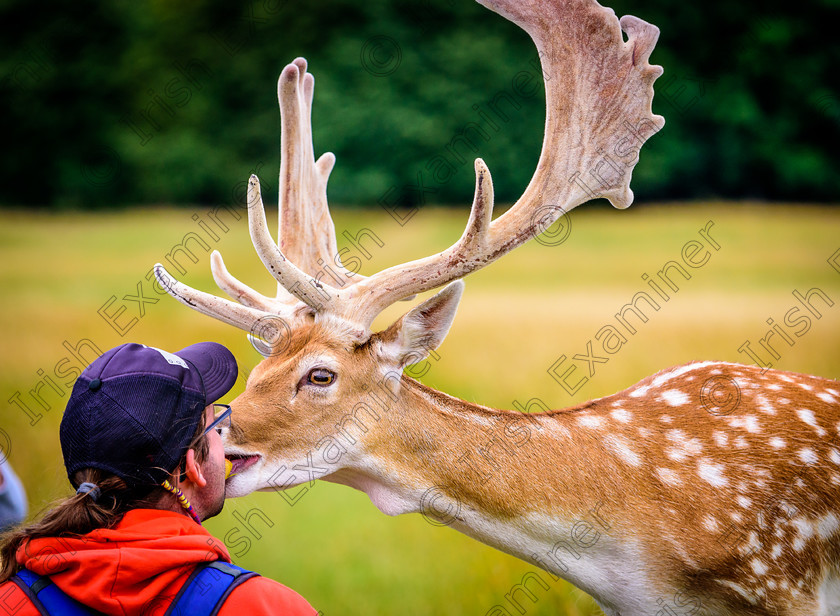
[60,342,238,486]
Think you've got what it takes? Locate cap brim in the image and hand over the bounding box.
[176,342,239,403]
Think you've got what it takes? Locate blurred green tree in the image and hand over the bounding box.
[0,0,837,208]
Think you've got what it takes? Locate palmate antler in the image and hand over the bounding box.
[155,0,664,336]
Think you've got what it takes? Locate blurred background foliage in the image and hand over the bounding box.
[1,0,838,209]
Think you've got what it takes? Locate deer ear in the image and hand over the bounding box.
[378,280,464,368]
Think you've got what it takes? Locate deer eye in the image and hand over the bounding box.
[307,368,336,386]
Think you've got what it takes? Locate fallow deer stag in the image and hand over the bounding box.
[154,0,840,613]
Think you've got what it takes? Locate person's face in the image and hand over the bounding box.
[198,403,227,520]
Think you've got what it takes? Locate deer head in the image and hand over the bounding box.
[154,0,663,499]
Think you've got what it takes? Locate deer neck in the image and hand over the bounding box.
[322,376,633,599]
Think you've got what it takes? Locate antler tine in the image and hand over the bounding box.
[209,250,276,312]
[336,0,664,330]
[458,158,494,252]
[277,59,308,266]
[153,263,276,333]
[276,59,357,296]
[247,174,340,310]
[338,160,494,327]
[154,190,309,332]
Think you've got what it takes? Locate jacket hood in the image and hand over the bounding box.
[17,509,231,615]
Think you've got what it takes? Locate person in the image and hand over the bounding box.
[0,459,28,532]
[0,342,316,615]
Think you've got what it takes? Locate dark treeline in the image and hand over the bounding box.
[0,0,837,208]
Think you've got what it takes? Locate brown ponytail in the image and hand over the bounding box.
[0,414,209,583]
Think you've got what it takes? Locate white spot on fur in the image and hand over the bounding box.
[792,517,816,541]
[716,580,760,605]
[796,408,826,435]
[702,515,719,532]
[797,408,817,425]
[578,415,604,429]
[698,458,729,487]
[744,532,761,555]
[651,362,718,388]
[604,435,641,467]
[727,415,761,433]
[713,431,729,447]
[769,437,786,449]
[610,409,631,423]
[660,415,673,424]
[657,467,682,487]
[830,448,840,465]
[737,495,752,508]
[799,382,813,391]
[735,436,749,448]
[755,394,776,415]
[661,389,689,406]
[666,430,704,457]
[798,448,818,465]
[818,513,839,538]
[767,383,782,391]
[751,558,769,576]
[770,544,782,559]
[817,391,836,403]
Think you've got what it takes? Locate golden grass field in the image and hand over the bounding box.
[1,201,839,615]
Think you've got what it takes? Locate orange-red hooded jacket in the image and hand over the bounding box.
[0,509,316,615]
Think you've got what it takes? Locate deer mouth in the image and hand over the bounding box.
[225,453,261,477]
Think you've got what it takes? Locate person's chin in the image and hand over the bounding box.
[206,491,226,520]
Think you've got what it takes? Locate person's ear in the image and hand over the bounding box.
[184,449,207,488]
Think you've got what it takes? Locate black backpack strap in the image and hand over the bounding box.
[11,568,101,615]
[164,561,259,616]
